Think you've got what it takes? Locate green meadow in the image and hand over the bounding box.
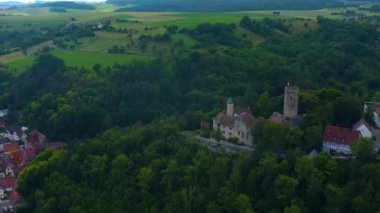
[53,49,151,68]
[7,50,151,72]
[0,5,366,72]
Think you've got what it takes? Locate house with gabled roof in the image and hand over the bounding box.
[322,125,361,154]
[27,130,46,144]
[0,177,16,193]
[3,143,19,156]
[213,98,255,145]
[352,118,372,138]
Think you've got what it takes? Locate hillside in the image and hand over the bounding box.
[0,3,380,212]
[109,0,342,11]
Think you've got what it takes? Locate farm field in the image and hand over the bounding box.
[0,5,360,31]
[0,4,371,72]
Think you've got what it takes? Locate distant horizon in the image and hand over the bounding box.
[0,0,106,3]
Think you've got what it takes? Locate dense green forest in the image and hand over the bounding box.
[16,122,380,212]
[0,16,380,212]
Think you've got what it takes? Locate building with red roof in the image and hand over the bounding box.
[269,112,285,123]
[0,177,16,192]
[9,151,24,167]
[213,98,255,146]
[27,130,46,145]
[322,125,361,154]
[3,143,19,155]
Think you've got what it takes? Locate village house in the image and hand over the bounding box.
[0,128,27,143]
[213,98,255,146]
[322,117,380,154]
[322,125,360,154]
[0,125,65,210]
[352,118,372,138]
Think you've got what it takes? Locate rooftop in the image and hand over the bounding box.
[323,125,360,145]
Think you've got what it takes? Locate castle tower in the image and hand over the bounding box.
[283,84,299,118]
[227,97,234,117]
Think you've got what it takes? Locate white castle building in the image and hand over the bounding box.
[213,98,255,146]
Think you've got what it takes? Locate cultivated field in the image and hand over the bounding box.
[0,4,369,72]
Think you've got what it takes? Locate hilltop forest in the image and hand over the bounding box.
[0,16,380,212]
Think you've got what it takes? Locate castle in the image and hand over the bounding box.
[212,84,300,146]
[269,83,302,126]
[212,98,255,146]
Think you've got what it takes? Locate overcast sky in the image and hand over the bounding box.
[0,0,106,3]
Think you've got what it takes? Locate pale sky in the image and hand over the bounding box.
[0,0,106,3]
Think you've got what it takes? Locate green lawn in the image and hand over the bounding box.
[7,56,36,74]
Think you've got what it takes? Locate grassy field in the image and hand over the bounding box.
[0,4,369,31]
[110,12,286,29]
[0,4,371,73]
[6,49,152,71]
[52,49,151,69]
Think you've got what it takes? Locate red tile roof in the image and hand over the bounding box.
[237,112,255,126]
[28,130,46,144]
[234,107,251,115]
[0,177,16,189]
[323,125,360,145]
[215,112,234,127]
[26,148,36,159]
[269,112,284,123]
[3,143,19,154]
[9,151,24,166]
[214,107,255,128]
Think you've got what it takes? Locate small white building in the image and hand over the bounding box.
[373,106,380,128]
[213,98,255,146]
[0,110,7,118]
[352,118,372,138]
